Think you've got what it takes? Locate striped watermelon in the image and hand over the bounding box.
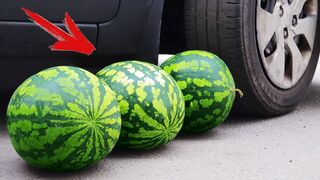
[161,50,239,133]
[7,66,122,171]
[97,61,185,150]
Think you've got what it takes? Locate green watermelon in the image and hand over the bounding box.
[161,50,240,133]
[97,61,185,150]
[7,66,122,171]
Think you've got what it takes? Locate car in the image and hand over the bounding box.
[0,0,164,111]
[0,0,319,116]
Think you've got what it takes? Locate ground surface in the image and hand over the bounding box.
[1,56,320,180]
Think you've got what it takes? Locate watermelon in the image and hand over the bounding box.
[161,50,240,133]
[97,61,185,150]
[6,66,122,171]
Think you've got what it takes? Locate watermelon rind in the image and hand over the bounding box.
[161,50,236,133]
[7,66,122,171]
[97,61,185,150]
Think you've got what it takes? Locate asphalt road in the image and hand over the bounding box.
[1,56,320,180]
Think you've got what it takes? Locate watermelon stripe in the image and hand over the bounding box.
[7,66,121,171]
[161,51,236,133]
[97,61,185,150]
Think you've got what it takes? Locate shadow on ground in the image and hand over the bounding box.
[109,144,172,160]
[15,160,108,179]
[224,82,320,125]
[0,112,6,134]
[299,83,320,110]
[176,130,219,141]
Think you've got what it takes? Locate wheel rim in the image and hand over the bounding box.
[256,0,318,89]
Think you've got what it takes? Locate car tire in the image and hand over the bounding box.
[184,0,320,116]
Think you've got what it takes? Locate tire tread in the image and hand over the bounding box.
[184,0,291,115]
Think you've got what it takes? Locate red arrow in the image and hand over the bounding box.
[21,8,96,55]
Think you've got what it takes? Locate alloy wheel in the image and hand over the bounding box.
[257,0,318,89]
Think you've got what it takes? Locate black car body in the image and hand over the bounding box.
[0,0,164,60]
[0,0,164,109]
